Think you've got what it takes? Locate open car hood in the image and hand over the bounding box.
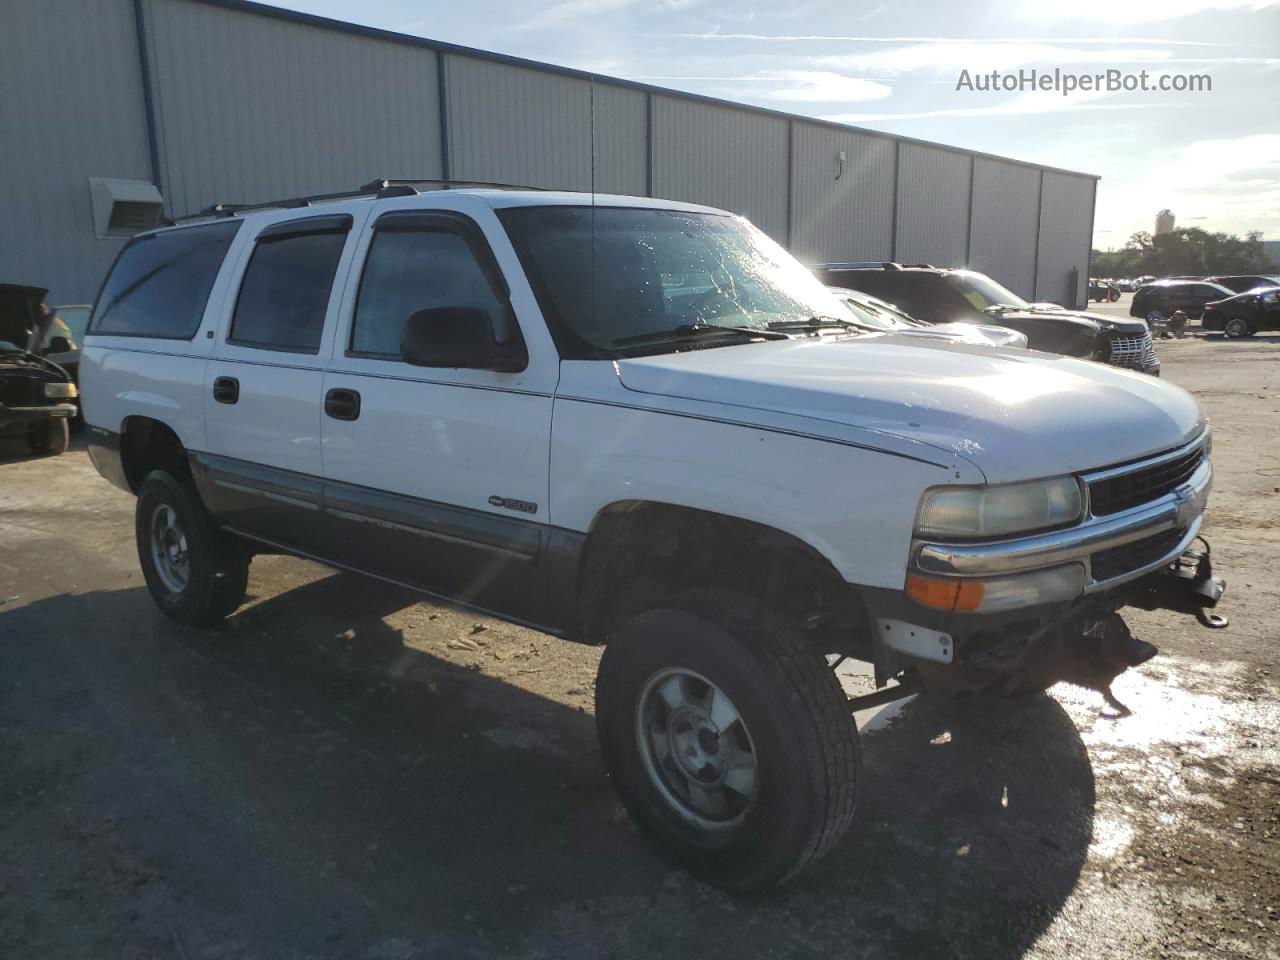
[0,283,47,349]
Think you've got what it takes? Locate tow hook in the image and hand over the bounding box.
[1127,537,1228,628]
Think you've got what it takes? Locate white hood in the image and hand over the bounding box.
[615,336,1205,483]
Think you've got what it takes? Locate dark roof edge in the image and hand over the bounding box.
[192,0,1101,181]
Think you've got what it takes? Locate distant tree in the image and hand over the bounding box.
[1091,228,1269,278]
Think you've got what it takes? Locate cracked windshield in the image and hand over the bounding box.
[501,206,847,356]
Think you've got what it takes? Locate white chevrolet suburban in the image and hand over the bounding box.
[80,181,1225,892]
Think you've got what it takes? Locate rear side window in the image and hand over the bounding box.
[229,215,351,353]
[90,220,241,338]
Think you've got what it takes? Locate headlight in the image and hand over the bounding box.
[44,382,78,399]
[915,476,1083,539]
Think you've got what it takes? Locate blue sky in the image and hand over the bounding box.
[279,0,1278,249]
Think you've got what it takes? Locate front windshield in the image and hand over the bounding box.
[499,206,846,358]
[944,270,1029,312]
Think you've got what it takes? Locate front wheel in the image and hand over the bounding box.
[135,470,250,626]
[27,417,69,456]
[595,590,859,892]
[1223,316,1252,339]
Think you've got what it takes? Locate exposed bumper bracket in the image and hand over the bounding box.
[1125,538,1228,628]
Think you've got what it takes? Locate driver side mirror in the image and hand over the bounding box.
[43,336,73,355]
[399,307,527,373]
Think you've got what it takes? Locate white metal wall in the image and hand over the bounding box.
[895,144,972,267]
[0,0,153,304]
[143,0,443,219]
[650,97,790,242]
[969,159,1041,300]
[446,56,592,191]
[0,0,1098,309]
[1037,172,1096,306]
[790,124,895,266]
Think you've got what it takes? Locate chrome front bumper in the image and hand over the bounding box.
[912,455,1212,593]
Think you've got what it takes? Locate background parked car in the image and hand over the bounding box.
[1132,279,1236,321]
[43,304,90,386]
[0,283,77,455]
[1205,275,1280,295]
[815,263,1159,374]
[1088,279,1121,302]
[825,287,1029,348]
[1201,287,1280,338]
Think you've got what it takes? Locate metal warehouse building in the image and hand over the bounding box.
[1,0,1098,308]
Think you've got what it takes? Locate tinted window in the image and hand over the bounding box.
[230,223,348,353]
[352,228,508,357]
[90,220,240,338]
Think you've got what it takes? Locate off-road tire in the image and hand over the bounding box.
[595,589,860,892]
[27,417,70,456]
[135,470,249,626]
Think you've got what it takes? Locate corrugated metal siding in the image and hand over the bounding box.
[1037,172,1095,307]
[446,56,593,191]
[143,0,442,218]
[789,123,895,264]
[651,97,789,241]
[895,144,971,267]
[969,159,1041,300]
[590,84,647,197]
[0,0,152,303]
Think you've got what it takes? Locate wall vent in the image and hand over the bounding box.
[89,178,164,238]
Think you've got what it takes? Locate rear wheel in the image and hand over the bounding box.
[26,417,69,456]
[136,470,249,625]
[1223,316,1252,339]
[595,589,859,892]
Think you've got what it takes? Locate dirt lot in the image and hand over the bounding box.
[2,330,1278,960]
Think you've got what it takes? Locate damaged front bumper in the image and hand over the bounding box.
[863,447,1225,687]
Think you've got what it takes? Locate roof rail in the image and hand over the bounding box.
[361,177,555,193]
[175,177,554,223]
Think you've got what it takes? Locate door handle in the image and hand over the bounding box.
[212,376,239,404]
[324,387,361,421]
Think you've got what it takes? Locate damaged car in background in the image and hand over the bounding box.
[1,283,78,455]
[826,285,1028,348]
[816,262,1161,375]
[81,184,1225,892]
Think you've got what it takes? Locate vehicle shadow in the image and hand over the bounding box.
[0,430,86,463]
[1201,333,1280,344]
[0,569,1094,959]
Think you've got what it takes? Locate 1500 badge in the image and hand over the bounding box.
[489,495,538,515]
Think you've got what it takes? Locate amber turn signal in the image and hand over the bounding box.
[905,573,985,612]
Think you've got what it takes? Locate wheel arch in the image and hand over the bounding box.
[571,499,868,652]
[118,415,193,493]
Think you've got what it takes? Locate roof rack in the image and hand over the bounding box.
[174,177,554,223]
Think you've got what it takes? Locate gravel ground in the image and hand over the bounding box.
[1,328,1277,959]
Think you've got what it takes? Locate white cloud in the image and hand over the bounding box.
[815,42,1179,74]
[1011,0,1278,22]
[1095,134,1280,242]
[745,70,893,102]
[663,32,1223,46]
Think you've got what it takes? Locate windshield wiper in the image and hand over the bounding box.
[767,316,871,334]
[613,323,787,347]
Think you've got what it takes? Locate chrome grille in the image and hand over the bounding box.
[1087,442,1206,516]
[1090,528,1185,582]
[1105,331,1158,369]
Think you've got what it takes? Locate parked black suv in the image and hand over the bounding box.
[1131,279,1235,321]
[1201,286,1280,338]
[815,263,1160,374]
[1205,275,1280,295]
[0,283,78,455]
